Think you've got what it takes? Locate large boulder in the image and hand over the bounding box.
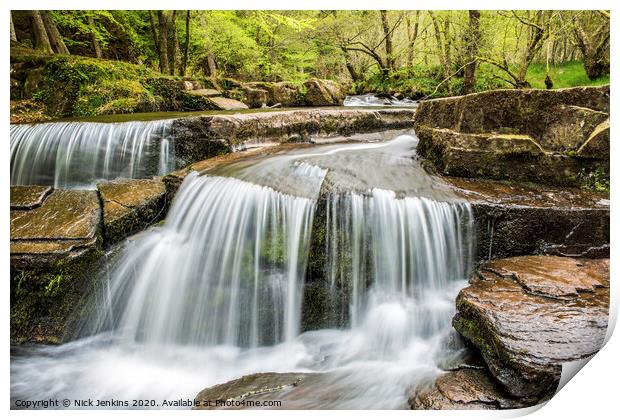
[415,86,610,188]
[97,178,169,245]
[10,187,103,343]
[453,256,609,398]
[304,78,345,106]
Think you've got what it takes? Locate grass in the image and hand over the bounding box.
[526,61,610,89]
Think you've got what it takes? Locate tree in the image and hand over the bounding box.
[10,12,17,43]
[571,11,610,80]
[29,10,53,54]
[380,10,394,70]
[405,11,420,68]
[157,11,170,74]
[462,10,481,94]
[169,10,181,75]
[40,11,69,55]
[85,14,102,58]
[181,11,191,76]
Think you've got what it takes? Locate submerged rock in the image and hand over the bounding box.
[409,368,532,410]
[194,372,314,410]
[453,256,609,398]
[415,85,610,188]
[97,178,168,245]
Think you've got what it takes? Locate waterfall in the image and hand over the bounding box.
[10,119,175,189]
[322,189,474,360]
[11,133,477,408]
[93,173,318,347]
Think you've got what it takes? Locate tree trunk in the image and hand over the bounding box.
[40,11,69,55]
[157,11,170,74]
[429,12,448,78]
[10,12,17,43]
[169,11,181,76]
[572,14,609,80]
[341,46,360,82]
[463,10,481,94]
[29,11,53,54]
[406,11,420,68]
[380,10,394,71]
[181,11,191,76]
[85,14,102,58]
[149,11,160,58]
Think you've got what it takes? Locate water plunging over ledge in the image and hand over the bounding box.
[10,120,175,189]
[11,134,475,409]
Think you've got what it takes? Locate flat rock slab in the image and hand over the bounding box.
[453,256,609,398]
[409,368,531,410]
[207,96,249,111]
[97,178,168,244]
[10,185,52,210]
[187,88,221,97]
[11,189,100,241]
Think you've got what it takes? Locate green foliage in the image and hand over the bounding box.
[526,61,610,89]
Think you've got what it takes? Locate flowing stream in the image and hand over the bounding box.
[11,133,475,409]
[10,120,175,189]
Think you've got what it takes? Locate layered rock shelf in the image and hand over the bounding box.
[10,179,169,343]
[171,107,417,167]
[447,177,610,260]
[414,86,610,189]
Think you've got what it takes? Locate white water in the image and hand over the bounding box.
[10,120,175,189]
[343,94,418,107]
[11,135,475,409]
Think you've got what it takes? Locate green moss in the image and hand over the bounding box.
[10,245,104,343]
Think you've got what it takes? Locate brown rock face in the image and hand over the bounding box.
[97,178,168,245]
[453,256,609,398]
[447,177,610,260]
[409,368,532,410]
[10,187,103,343]
[414,86,610,188]
[10,185,52,209]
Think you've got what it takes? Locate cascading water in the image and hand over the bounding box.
[343,94,418,107]
[94,173,318,347]
[10,119,175,189]
[11,133,476,409]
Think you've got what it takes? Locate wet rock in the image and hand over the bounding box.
[97,178,168,245]
[194,372,314,410]
[447,177,610,260]
[409,368,532,409]
[171,108,416,166]
[577,118,609,159]
[206,96,249,111]
[415,86,610,188]
[304,78,344,106]
[10,187,103,343]
[10,185,52,210]
[453,256,609,398]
